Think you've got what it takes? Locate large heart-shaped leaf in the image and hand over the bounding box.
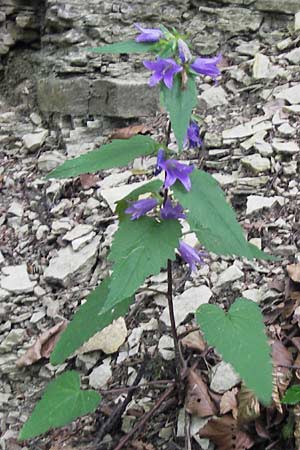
[50,277,133,365]
[173,169,275,260]
[19,371,101,440]
[107,217,181,307]
[196,298,272,405]
[47,135,160,179]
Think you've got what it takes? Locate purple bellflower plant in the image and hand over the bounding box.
[135,24,164,43]
[160,199,186,220]
[143,58,182,89]
[156,149,194,191]
[190,54,222,81]
[125,198,158,220]
[178,241,206,272]
[184,121,202,149]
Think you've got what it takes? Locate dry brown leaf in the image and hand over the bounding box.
[79,173,99,189]
[110,123,150,140]
[181,329,206,352]
[199,415,254,450]
[220,388,238,418]
[287,264,300,284]
[237,384,260,424]
[185,369,217,417]
[16,321,68,367]
[272,340,293,413]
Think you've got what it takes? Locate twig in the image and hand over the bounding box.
[95,361,146,443]
[113,385,175,450]
[100,379,175,395]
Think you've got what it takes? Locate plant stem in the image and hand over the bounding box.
[167,259,184,380]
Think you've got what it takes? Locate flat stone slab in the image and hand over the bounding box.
[276,84,300,104]
[0,265,36,294]
[246,195,285,215]
[241,154,271,174]
[44,236,100,286]
[272,140,299,154]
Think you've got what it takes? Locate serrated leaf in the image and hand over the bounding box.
[50,278,133,365]
[116,179,163,220]
[107,217,181,306]
[173,169,275,260]
[90,40,158,54]
[282,385,300,405]
[196,298,272,405]
[161,74,197,151]
[19,371,100,440]
[47,135,160,179]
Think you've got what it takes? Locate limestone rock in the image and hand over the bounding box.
[276,84,300,104]
[160,286,212,327]
[63,224,94,242]
[37,151,66,172]
[158,335,175,361]
[215,264,244,288]
[210,362,240,393]
[241,154,270,174]
[285,48,300,64]
[256,0,300,14]
[295,11,300,31]
[246,195,285,215]
[0,329,26,353]
[253,53,270,79]
[44,237,100,286]
[78,318,127,355]
[272,140,299,154]
[1,265,36,294]
[200,86,228,109]
[89,358,112,389]
[22,129,48,151]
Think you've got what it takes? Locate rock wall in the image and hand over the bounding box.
[0,0,298,141]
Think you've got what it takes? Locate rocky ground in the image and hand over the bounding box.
[1,5,300,450]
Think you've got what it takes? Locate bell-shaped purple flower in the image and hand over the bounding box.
[160,199,186,220]
[157,150,194,191]
[135,24,164,43]
[190,54,222,80]
[178,241,207,272]
[184,121,202,149]
[125,198,158,220]
[143,57,182,89]
[178,38,192,64]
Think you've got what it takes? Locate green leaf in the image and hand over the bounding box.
[50,278,133,366]
[160,74,197,151]
[173,169,275,260]
[196,298,272,405]
[90,40,158,54]
[47,135,160,179]
[282,385,300,405]
[107,217,181,306]
[116,179,163,220]
[19,371,100,440]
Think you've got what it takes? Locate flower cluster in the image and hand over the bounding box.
[125,150,205,271]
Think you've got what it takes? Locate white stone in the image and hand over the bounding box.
[89,358,112,389]
[0,288,10,302]
[254,141,273,156]
[277,123,296,137]
[285,48,300,64]
[241,154,270,174]
[128,326,143,353]
[158,335,175,361]
[1,265,36,294]
[0,329,26,353]
[276,84,300,104]
[236,41,260,56]
[7,201,23,217]
[0,251,4,264]
[160,286,212,327]
[215,264,244,288]
[98,170,132,189]
[78,318,127,355]
[213,173,237,187]
[200,86,228,108]
[72,232,96,251]
[242,288,261,303]
[210,361,240,393]
[246,195,285,215]
[283,105,300,115]
[37,151,66,172]
[295,11,300,31]
[30,112,42,126]
[22,129,48,151]
[44,237,100,286]
[223,122,253,140]
[253,53,270,79]
[63,224,94,242]
[272,140,299,154]
[52,218,73,233]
